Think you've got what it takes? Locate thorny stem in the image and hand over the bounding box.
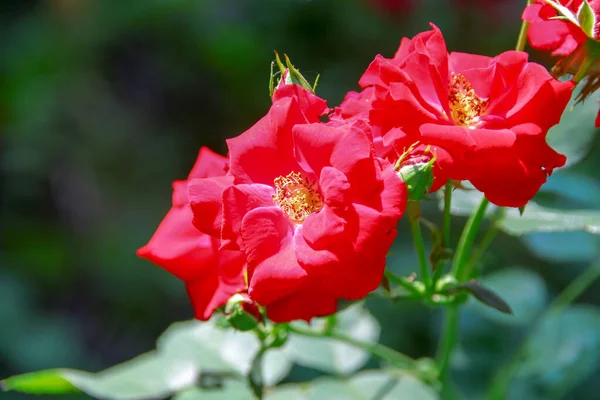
[486,260,600,400]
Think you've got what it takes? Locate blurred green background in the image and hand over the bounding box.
[3,0,600,399]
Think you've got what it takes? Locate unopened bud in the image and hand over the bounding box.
[269,51,318,98]
[397,157,435,202]
[225,293,262,332]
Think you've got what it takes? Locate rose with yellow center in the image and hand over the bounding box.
[352,25,572,207]
[448,73,488,128]
[272,172,324,224]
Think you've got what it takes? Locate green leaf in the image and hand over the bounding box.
[2,319,293,398]
[470,267,548,326]
[158,319,292,386]
[264,385,308,400]
[577,0,597,38]
[173,381,254,400]
[348,371,438,400]
[285,304,380,375]
[442,186,600,235]
[518,305,600,395]
[64,352,198,400]
[1,370,80,394]
[459,280,513,315]
[265,370,439,400]
[500,202,600,235]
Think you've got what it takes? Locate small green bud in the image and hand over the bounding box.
[270,51,319,99]
[225,293,262,332]
[434,274,458,293]
[397,159,435,202]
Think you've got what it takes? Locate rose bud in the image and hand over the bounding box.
[224,293,263,332]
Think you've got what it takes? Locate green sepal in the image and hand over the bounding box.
[284,54,315,93]
[578,0,597,39]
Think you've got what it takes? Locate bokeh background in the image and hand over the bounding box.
[3,0,600,399]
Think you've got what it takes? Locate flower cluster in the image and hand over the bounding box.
[139,26,573,323]
[335,25,573,207]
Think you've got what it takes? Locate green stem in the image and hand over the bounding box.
[515,0,534,52]
[436,197,489,386]
[408,202,432,289]
[548,259,600,316]
[385,270,422,297]
[288,324,416,369]
[433,183,454,285]
[451,198,490,281]
[486,260,600,400]
[442,183,452,247]
[462,207,506,278]
[436,305,460,381]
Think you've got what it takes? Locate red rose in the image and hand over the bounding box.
[522,0,593,57]
[137,147,246,320]
[189,85,406,322]
[352,25,574,207]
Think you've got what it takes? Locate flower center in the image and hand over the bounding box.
[272,171,323,223]
[448,73,488,128]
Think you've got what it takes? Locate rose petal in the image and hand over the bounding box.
[187,146,228,180]
[227,96,307,185]
[221,184,275,250]
[188,175,234,237]
[137,205,217,282]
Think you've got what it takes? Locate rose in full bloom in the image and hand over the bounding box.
[137,147,246,320]
[348,25,574,207]
[189,85,406,322]
[522,0,596,57]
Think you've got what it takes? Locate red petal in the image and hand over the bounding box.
[221,184,275,250]
[302,205,346,249]
[273,84,328,122]
[319,166,351,210]
[188,176,234,237]
[227,96,305,185]
[185,272,220,320]
[187,146,228,179]
[242,207,312,306]
[379,161,407,222]
[265,290,337,323]
[137,205,217,282]
[185,249,247,321]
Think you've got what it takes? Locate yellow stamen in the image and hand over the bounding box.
[448,73,488,128]
[272,171,323,223]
